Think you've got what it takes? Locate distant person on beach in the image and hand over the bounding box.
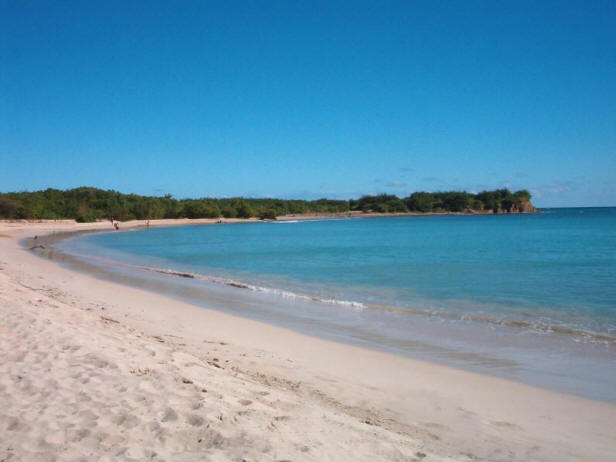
[146,220,150,228]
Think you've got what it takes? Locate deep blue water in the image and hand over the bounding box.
[58,208,616,401]
[72,208,616,337]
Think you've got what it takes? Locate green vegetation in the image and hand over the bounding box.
[0,187,533,221]
[355,189,532,214]
[0,187,349,221]
[350,194,408,213]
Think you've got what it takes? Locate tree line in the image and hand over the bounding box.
[354,189,532,213]
[0,187,533,222]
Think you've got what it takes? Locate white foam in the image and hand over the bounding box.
[143,266,366,310]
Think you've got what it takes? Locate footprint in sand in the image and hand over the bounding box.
[186,414,205,426]
[157,407,178,423]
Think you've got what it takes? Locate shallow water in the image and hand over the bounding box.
[57,208,616,402]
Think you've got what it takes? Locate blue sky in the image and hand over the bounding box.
[1,1,615,206]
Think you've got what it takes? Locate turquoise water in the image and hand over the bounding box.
[58,208,616,401]
[74,208,616,336]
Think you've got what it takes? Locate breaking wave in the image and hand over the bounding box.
[143,266,366,309]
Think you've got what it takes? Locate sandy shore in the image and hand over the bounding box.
[1,219,614,461]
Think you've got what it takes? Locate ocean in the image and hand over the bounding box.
[57,208,616,402]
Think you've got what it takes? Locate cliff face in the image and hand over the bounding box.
[501,200,536,214]
[518,200,536,213]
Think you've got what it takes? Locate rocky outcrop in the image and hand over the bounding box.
[502,200,536,214]
[518,200,536,213]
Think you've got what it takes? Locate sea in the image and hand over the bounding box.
[56,207,616,402]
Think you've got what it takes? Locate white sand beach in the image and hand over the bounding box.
[1,220,615,461]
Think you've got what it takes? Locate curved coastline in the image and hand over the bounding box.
[19,219,616,405]
[35,223,616,348]
[2,219,616,461]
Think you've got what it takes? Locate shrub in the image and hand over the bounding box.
[76,213,96,223]
[259,209,278,220]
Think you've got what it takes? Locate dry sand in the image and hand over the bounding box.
[1,219,615,461]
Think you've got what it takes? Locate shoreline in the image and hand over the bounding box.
[1,220,615,460]
[0,205,538,229]
[35,224,616,404]
[49,234,616,346]
[36,222,616,404]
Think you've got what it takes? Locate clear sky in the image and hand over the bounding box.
[1,1,615,206]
